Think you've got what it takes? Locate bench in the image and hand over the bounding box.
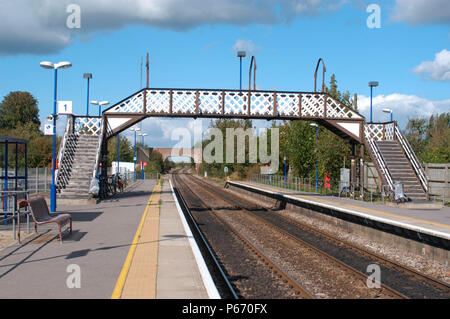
[19,197,72,242]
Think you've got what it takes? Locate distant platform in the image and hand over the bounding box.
[226,180,450,263]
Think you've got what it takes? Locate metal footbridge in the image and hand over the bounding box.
[55,87,429,202]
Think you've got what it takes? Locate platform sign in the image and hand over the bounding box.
[339,168,350,192]
[58,101,73,115]
[44,124,54,136]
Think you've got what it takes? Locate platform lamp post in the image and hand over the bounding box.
[369,81,379,122]
[117,134,120,176]
[90,100,109,117]
[310,123,319,192]
[83,73,92,116]
[40,61,72,213]
[284,145,287,188]
[130,127,141,181]
[237,51,246,90]
[139,132,148,146]
[382,108,393,122]
[139,133,148,180]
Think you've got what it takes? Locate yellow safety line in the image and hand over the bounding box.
[111,180,160,299]
[244,182,450,230]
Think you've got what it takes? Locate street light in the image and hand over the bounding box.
[139,133,148,180]
[368,81,379,122]
[382,108,393,122]
[40,61,72,212]
[310,123,319,192]
[284,145,287,188]
[90,100,109,117]
[130,127,141,181]
[140,133,148,146]
[237,51,246,90]
[83,73,92,116]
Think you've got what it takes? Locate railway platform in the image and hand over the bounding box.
[226,180,450,265]
[229,181,450,238]
[0,178,214,299]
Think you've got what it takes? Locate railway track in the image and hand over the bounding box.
[176,172,450,299]
[172,173,313,299]
[181,174,406,299]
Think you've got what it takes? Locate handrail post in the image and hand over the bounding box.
[314,58,326,92]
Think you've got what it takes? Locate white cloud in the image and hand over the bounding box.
[357,93,450,127]
[232,39,261,55]
[413,49,450,82]
[119,117,204,148]
[0,0,345,56]
[391,0,450,25]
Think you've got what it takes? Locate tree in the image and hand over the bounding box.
[144,150,164,175]
[0,121,55,168]
[0,91,41,129]
[107,136,134,166]
[283,120,316,178]
[404,113,449,163]
[199,118,255,179]
[275,74,354,180]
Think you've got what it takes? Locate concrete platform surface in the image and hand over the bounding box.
[0,177,214,299]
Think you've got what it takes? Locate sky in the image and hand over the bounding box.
[0,0,449,149]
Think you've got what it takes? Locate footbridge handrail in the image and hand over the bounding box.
[105,88,364,120]
[364,123,395,192]
[93,118,105,179]
[395,126,429,195]
[56,116,72,186]
[368,138,394,191]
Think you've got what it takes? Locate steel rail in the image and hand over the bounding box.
[174,173,313,299]
[272,211,450,294]
[189,176,409,299]
[196,176,450,296]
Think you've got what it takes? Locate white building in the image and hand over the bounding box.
[111,161,135,175]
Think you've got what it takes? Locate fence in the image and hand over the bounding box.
[251,172,449,205]
[425,163,449,202]
[0,190,31,241]
[24,168,161,195]
[27,168,52,194]
[251,174,390,204]
[365,162,449,204]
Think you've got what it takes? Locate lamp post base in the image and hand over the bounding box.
[50,184,57,212]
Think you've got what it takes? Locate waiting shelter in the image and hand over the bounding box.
[0,136,28,226]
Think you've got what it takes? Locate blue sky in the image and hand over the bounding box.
[0,0,449,148]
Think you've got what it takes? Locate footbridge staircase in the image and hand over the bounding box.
[364,122,429,201]
[55,87,429,202]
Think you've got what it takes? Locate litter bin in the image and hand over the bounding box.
[394,181,407,202]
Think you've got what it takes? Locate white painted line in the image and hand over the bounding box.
[169,179,221,299]
[229,181,450,241]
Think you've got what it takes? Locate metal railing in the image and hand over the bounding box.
[367,138,394,191]
[56,134,78,192]
[250,174,450,206]
[55,116,73,187]
[92,119,105,179]
[0,190,30,242]
[250,174,390,204]
[395,126,429,195]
